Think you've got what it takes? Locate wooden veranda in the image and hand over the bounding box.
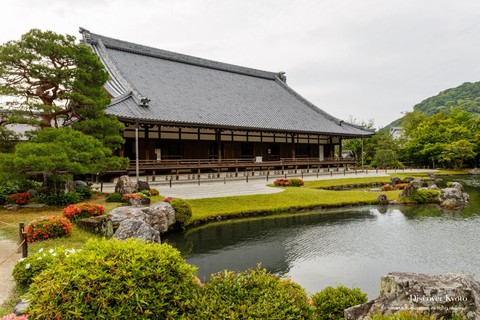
[127,157,358,176]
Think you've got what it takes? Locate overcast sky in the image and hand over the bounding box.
[2,0,480,128]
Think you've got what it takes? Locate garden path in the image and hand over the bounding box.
[0,237,21,305]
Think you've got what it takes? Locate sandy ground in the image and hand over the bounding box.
[0,238,21,306]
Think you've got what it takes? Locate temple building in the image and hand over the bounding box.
[79,28,375,175]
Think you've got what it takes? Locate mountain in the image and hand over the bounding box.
[387,81,480,127]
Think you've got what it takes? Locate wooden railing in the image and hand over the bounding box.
[129,157,357,169]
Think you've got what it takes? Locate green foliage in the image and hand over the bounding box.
[0,29,125,149]
[189,267,313,319]
[150,188,160,196]
[25,215,72,243]
[135,191,149,198]
[140,189,151,197]
[106,192,123,203]
[310,284,368,320]
[171,198,192,228]
[369,309,466,319]
[36,190,80,206]
[27,238,199,319]
[12,246,78,288]
[406,190,441,204]
[371,149,403,168]
[0,174,38,204]
[439,139,475,169]
[75,187,92,200]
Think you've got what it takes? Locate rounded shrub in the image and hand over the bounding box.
[121,194,142,202]
[25,215,72,243]
[150,188,160,196]
[75,187,93,199]
[311,284,368,320]
[170,198,192,228]
[274,178,304,187]
[407,189,440,204]
[140,189,151,197]
[189,267,313,319]
[12,247,79,288]
[6,192,31,205]
[38,191,80,206]
[27,238,199,319]
[106,192,123,203]
[62,203,105,222]
[382,184,393,191]
[289,178,304,187]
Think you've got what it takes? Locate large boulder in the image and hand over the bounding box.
[111,218,160,243]
[115,175,138,196]
[345,272,480,320]
[136,180,150,191]
[469,168,480,175]
[398,178,423,198]
[107,202,175,234]
[377,194,388,205]
[439,184,470,209]
[77,216,114,237]
[390,177,402,186]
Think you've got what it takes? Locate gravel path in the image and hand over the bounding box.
[0,238,21,306]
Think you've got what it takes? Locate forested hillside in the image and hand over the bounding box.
[389,81,480,127]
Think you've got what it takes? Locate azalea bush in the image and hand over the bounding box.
[25,215,72,243]
[189,267,313,319]
[27,239,199,319]
[150,188,159,196]
[162,196,176,203]
[274,178,304,187]
[311,284,368,319]
[62,203,105,222]
[1,314,28,320]
[395,183,408,190]
[121,194,142,202]
[139,189,151,197]
[6,192,31,205]
[382,184,393,191]
[12,247,79,287]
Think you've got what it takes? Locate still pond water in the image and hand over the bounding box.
[164,176,480,298]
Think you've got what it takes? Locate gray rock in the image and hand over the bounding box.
[345,272,480,320]
[75,180,89,189]
[111,218,160,243]
[403,177,415,182]
[115,175,138,196]
[439,185,470,209]
[14,298,29,316]
[469,168,480,175]
[128,197,151,207]
[77,216,114,237]
[390,177,401,186]
[148,202,176,233]
[136,180,150,191]
[428,184,440,190]
[451,182,465,192]
[377,194,388,205]
[369,188,383,192]
[107,202,176,234]
[4,204,20,210]
[398,179,422,198]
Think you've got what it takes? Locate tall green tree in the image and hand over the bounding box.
[0,29,124,149]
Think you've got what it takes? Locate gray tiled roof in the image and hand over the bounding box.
[80,28,374,137]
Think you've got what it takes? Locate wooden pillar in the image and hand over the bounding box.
[135,121,139,182]
[216,129,222,161]
[291,134,296,159]
[144,125,149,161]
[338,137,342,160]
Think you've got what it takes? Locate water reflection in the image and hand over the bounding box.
[163,176,480,298]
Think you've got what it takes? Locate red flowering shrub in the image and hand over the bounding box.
[162,196,176,203]
[25,215,72,243]
[150,188,160,196]
[382,184,393,191]
[62,203,105,222]
[121,194,142,202]
[6,192,31,205]
[274,178,304,187]
[395,183,408,190]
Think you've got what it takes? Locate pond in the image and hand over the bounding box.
[163,175,480,298]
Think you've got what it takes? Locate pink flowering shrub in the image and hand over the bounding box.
[382,184,393,191]
[162,196,176,203]
[1,314,28,320]
[62,203,105,222]
[121,194,142,202]
[274,178,304,187]
[25,215,72,243]
[6,192,31,205]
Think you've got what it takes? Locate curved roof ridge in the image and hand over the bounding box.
[83,29,278,80]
